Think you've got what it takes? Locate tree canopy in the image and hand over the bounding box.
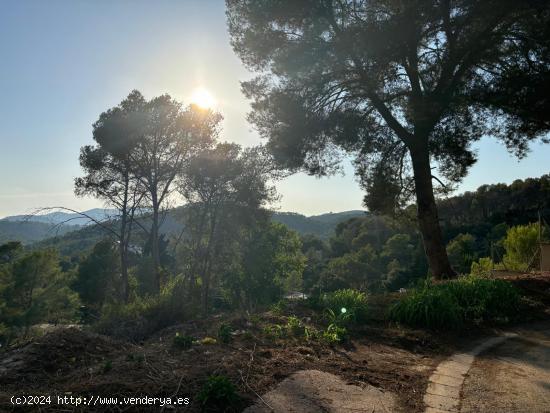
[227,0,550,278]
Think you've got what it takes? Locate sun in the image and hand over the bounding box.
[190,88,216,109]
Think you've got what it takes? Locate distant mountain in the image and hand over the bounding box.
[1,207,366,251]
[272,210,366,238]
[0,220,77,245]
[1,208,118,227]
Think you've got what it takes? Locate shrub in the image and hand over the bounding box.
[285,315,304,337]
[502,223,540,271]
[442,276,520,322]
[322,324,348,343]
[269,299,287,315]
[470,257,494,277]
[262,324,285,339]
[389,284,463,330]
[94,276,191,341]
[217,323,233,344]
[389,276,520,329]
[173,332,194,350]
[197,375,241,412]
[321,289,368,324]
[324,308,352,327]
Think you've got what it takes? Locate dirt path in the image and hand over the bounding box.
[461,324,550,413]
[244,369,398,413]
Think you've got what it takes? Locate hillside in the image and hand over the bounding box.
[27,209,366,256]
[1,208,117,227]
[272,210,366,238]
[0,220,77,245]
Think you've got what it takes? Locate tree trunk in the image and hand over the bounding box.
[151,195,161,293]
[409,141,456,279]
[119,174,130,302]
[120,243,129,302]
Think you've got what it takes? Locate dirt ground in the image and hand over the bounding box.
[0,273,549,413]
[461,323,550,413]
[0,308,447,412]
[244,369,398,412]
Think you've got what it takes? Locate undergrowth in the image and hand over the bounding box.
[389,276,520,330]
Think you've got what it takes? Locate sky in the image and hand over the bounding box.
[0,0,549,219]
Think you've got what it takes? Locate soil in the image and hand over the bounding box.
[0,273,548,413]
[243,369,398,412]
[461,323,550,413]
[0,307,448,412]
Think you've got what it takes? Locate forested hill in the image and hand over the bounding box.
[437,174,550,240]
[272,210,366,238]
[3,174,549,253]
[0,221,76,245]
[2,209,366,254]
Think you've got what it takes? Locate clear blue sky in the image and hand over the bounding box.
[1,0,549,218]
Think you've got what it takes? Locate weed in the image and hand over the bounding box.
[173,332,194,350]
[270,299,287,315]
[263,324,285,339]
[321,289,368,324]
[285,315,304,337]
[218,323,233,344]
[322,324,348,343]
[102,359,112,373]
[197,375,240,412]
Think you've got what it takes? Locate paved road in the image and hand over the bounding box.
[461,325,550,413]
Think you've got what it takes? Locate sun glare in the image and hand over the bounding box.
[190,88,216,109]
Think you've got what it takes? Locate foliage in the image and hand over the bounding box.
[94,276,191,341]
[0,247,80,340]
[285,315,304,337]
[389,283,463,330]
[323,308,352,328]
[390,276,520,329]
[226,222,306,309]
[73,240,120,314]
[320,245,381,291]
[178,142,277,315]
[262,324,285,339]
[227,0,550,279]
[470,257,494,277]
[502,223,541,271]
[443,276,520,322]
[197,375,241,412]
[322,324,348,344]
[447,233,477,274]
[269,299,287,315]
[173,332,194,350]
[217,323,233,344]
[320,289,368,324]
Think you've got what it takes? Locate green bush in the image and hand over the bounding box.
[470,257,494,277]
[285,315,304,337]
[94,276,191,341]
[173,332,194,350]
[502,223,540,271]
[197,375,241,412]
[269,299,287,315]
[217,323,233,344]
[322,324,348,343]
[262,324,285,339]
[389,284,462,329]
[442,276,520,321]
[320,289,368,324]
[389,276,520,329]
